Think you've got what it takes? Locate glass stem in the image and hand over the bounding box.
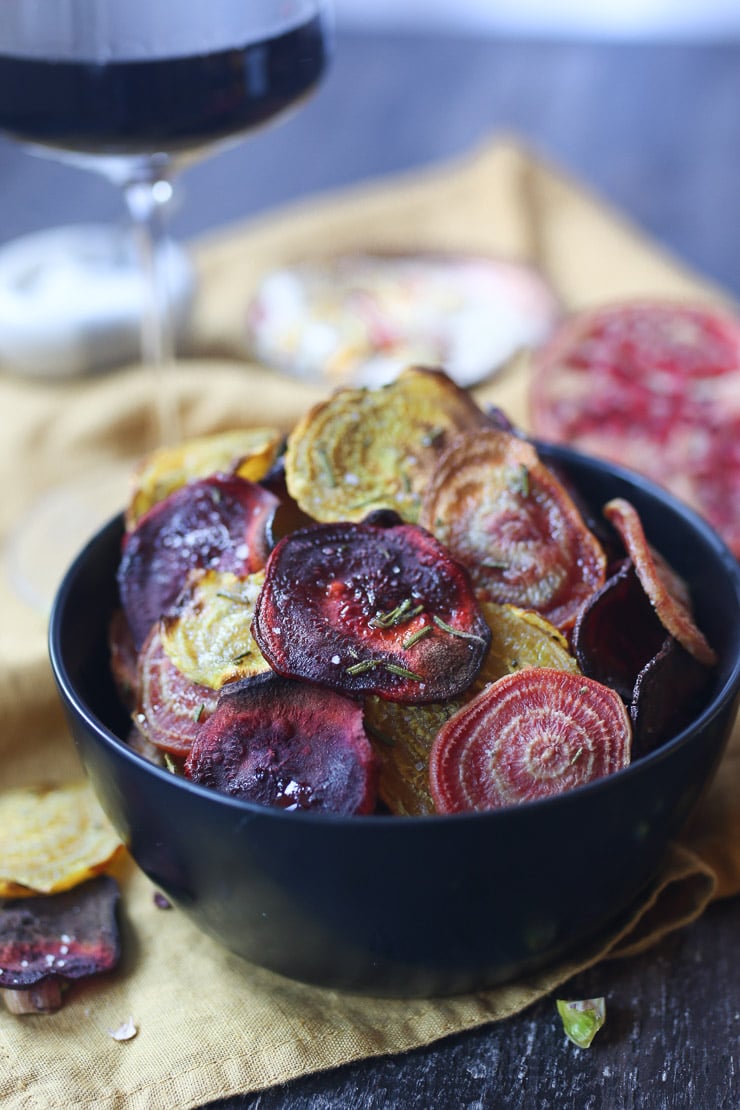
[123,173,180,448]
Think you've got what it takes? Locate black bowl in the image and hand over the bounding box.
[48,444,740,997]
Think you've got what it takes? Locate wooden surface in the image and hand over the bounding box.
[2,30,739,1108]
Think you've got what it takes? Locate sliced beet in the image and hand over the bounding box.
[0,876,120,1002]
[117,475,280,649]
[251,518,491,703]
[134,625,219,757]
[603,497,717,666]
[630,636,714,758]
[418,428,607,632]
[572,559,667,702]
[184,673,378,815]
[429,668,632,813]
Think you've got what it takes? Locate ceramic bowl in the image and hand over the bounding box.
[48,444,740,997]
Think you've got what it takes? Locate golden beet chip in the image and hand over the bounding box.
[160,569,271,690]
[365,602,580,815]
[125,427,283,529]
[419,427,606,631]
[284,366,490,523]
[0,782,122,897]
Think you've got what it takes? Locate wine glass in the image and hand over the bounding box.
[0,0,332,611]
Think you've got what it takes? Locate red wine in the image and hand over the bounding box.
[0,16,328,157]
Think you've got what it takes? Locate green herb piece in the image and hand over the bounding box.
[556,997,606,1048]
[193,703,205,723]
[384,663,424,681]
[432,614,488,645]
[346,659,381,675]
[369,598,424,629]
[216,590,251,605]
[508,463,530,497]
[402,625,433,649]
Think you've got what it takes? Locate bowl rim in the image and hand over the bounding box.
[48,442,740,829]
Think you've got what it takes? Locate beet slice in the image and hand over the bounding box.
[0,876,120,1012]
[134,625,219,757]
[251,518,491,703]
[429,668,632,813]
[184,673,378,815]
[603,498,717,666]
[117,475,280,649]
[630,636,714,759]
[530,299,740,558]
[418,427,607,632]
[572,559,667,702]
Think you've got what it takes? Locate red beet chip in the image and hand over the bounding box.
[251,518,491,703]
[184,673,378,815]
[0,876,120,1005]
[117,475,279,649]
[603,498,717,667]
[429,668,632,813]
[134,625,219,757]
[630,636,714,759]
[572,559,667,702]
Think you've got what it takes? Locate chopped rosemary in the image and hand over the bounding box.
[509,464,530,497]
[216,590,251,604]
[384,663,424,681]
[346,659,381,675]
[231,649,252,664]
[364,722,396,748]
[432,614,488,645]
[402,625,433,649]
[193,703,205,723]
[316,445,336,487]
[370,598,424,628]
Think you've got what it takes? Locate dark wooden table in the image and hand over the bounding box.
[2,29,739,1108]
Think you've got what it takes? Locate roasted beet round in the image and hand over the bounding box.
[117,475,279,649]
[184,673,378,815]
[251,517,491,703]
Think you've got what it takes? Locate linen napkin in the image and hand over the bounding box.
[0,137,738,1110]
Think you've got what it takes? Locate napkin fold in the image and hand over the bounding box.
[1,136,738,1109]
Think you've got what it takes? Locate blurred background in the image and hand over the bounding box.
[1,0,739,334]
[336,0,740,38]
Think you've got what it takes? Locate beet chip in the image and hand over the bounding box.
[185,674,379,815]
[0,876,120,1013]
[630,637,714,759]
[134,625,219,758]
[429,669,632,813]
[572,559,667,703]
[252,518,491,703]
[118,475,279,649]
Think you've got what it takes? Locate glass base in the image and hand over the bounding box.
[4,464,132,616]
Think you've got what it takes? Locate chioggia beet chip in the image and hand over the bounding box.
[418,427,607,632]
[134,625,220,758]
[184,673,378,815]
[429,668,632,813]
[252,516,491,703]
[118,474,280,649]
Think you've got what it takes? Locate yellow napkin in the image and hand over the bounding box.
[1,137,738,1109]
